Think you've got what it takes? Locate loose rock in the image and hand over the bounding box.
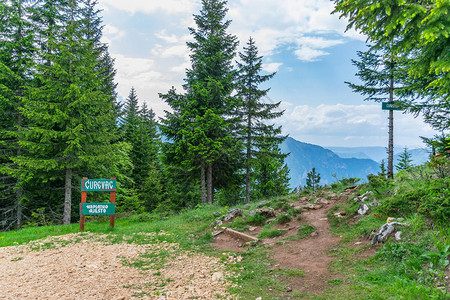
[371,222,408,244]
[248,208,275,218]
[357,204,369,215]
[223,208,243,222]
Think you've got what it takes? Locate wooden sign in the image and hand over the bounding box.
[80,177,116,232]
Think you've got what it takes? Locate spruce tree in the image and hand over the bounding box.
[15,0,116,224]
[236,37,287,203]
[161,0,239,204]
[396,147,413,171]
[305,167,321,191]
[333,0,450,134]
[0,0,36,228]
[252,131,290,199]
[123,87,140,145]
[378,159,387,178]
[138,103,162,211]
[346,48,408,179]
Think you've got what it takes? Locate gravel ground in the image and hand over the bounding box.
[0,232,235,299]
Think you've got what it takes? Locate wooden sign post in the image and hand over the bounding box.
[79,177,116,232]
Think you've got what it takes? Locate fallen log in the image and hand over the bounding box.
[221,227,258,242]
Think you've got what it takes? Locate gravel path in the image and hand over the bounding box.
[0,232,235,299]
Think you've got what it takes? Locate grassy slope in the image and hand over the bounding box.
[1,164,449,299]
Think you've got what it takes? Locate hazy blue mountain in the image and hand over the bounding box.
[281,137,380,189]
[326,146,430,166]
[326,146,391,162]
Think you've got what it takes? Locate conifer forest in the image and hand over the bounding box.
[0,0,290,230]
[0,0,449,232]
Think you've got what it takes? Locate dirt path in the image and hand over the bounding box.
[270,196,343,293]
[213,188,359,295]
[0,232,235,300]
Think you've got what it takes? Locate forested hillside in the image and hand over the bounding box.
[0,0,289,231]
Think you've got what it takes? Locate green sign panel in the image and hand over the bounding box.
[81,179,116,191]
[80,203,115,215]
[382,102,403,111]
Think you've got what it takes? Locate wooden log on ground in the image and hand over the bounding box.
[221,227,258,242]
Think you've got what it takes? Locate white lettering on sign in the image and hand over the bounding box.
[86,204,109,214]
[84,180,115,190]
[86,204,108,209]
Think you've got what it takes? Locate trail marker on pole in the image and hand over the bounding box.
[382,102,403,111]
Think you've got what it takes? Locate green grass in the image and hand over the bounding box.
[281,224,316,243]
[1,174,449,300]
[259,228,286,239]
[276,214,292,224]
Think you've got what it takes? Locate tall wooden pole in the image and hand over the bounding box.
[387,76,394,179]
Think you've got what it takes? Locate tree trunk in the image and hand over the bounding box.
[387,77,394,179]
[207,162,213,204]
[201,160,206,205]
[63,168,73,224]
[245,165,251,204]
[245,123,251,204]
[16,90,23,229]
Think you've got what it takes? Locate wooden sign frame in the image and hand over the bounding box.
[80,177,116,231]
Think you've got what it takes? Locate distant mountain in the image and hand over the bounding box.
[326,146,430,167]
[326,146,391,163]
[281,137,380,189]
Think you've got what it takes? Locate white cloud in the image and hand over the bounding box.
[228,0,362,62]
[111,54,175,116]
[263,62,283,73]
[101,24,126,46]
[277,103,436,147]
[294,46,329,62]
[152,44,189,59]
[99,0,199,15]
[295,36,345,49]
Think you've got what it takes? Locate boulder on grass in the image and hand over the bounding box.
[248,208,275,218]
[223,208,243,222]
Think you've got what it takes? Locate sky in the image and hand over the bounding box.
[97,0,437,148]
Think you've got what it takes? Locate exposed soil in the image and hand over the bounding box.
[213,232,247,252]
[0,232,235,300]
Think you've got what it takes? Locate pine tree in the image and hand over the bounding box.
[378,159,387,178]
[305,167,321,191]
[15,0,117,224]
[396,147,413,171]
[236,37,287,203]
[136,103,162,211]
[0,0,36,228]
[161,0,239,204]
[123,87,140,146]
[346,48,408,179]
[252,133,290,199]
[333,0,449,134]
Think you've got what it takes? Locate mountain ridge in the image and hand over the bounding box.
[281,137,380,189]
